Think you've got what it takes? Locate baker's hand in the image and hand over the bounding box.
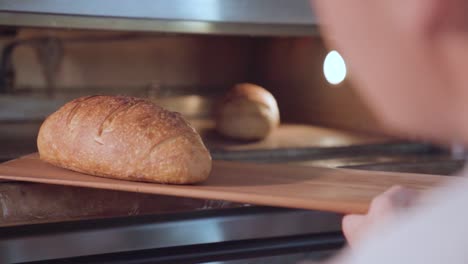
[342,186,420,247]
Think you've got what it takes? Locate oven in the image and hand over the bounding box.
[0,1,462,263]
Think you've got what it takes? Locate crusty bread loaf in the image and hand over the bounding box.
[37,95,212,184]
[216,83,280,140]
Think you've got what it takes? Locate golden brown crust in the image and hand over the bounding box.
[216,83,280,140]
[221,83,278,112]
[37,95,212,184]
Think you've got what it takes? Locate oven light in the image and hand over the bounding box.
[323,50,347,85]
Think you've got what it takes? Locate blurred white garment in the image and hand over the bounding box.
[333,168,468,264]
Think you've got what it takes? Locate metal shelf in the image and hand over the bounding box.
[0,207,341,263]
[0,0,318,36]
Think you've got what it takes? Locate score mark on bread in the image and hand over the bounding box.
[37,95,212,184]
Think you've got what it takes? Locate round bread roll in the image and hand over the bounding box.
[37,95,212,184]
[216,83,280,140]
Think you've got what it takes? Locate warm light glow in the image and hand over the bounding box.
[323,50,347,85]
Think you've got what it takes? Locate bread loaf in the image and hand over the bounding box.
[216,83,280,140]
[37,95,212,184]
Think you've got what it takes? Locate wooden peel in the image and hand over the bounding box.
[0,153,454,214]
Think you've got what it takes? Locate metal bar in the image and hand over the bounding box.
[30,233,344,264]
[0,0,316,25]
[0,12,318,37]
[211,142,443,162]
[0,207,341,263]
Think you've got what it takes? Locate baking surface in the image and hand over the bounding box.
[0,182,242,227]
[0,154,453,214]
[195,120,390,151]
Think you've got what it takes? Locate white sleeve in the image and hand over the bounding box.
[335,176,468,264]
